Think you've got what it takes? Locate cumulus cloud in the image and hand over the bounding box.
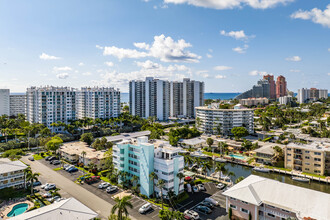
[214,66,232,71]
[53,66,72,72]
[291,4,330,28]
[220,30,254,40]
[249,70,269,76]
[196,70,210,78]
[286,56,301,62]
[100,34,201,63]
[233,45,249,54]
[105,61,114,67]
[215,75,227,79]
[78,62,84,66]
[39,53,61,60]
[163,0,294,10]
[56,72,69,79]
[206,53,213,58]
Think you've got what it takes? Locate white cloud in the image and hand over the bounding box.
[249,70,269,76]
[291,4,330,28]
[53,66,72,72]
[96,45,103,50]
[215,75,227,79]
[82,72,92,76]
[220,30,254,40]
[78,62,84,66]
[56,72,69,79]
[135,60,160,69]
[208,49,213,53]
[101,34,201,63]
[328,48,330,52]
[196,70,210,78]
[206,53,213,58]
[233,45,249,54]
[290,69,301,73]
[105,61,114,67]
[286,56,301,62]
[328,73,330,76]
[214,65,232,71]
[39,53,61,60]
[163,0,294,10]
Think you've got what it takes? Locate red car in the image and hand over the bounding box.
[85,176,100,184]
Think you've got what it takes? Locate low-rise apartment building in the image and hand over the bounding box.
[223,175,330,220]
[113,137,184,197]
[0,158,27,189]
[59,142,107,168]
[284,142,330,176]
[195,106,254,135]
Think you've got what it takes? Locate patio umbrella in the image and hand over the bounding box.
[185,176,192,181]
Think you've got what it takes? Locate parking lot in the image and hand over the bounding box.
[40,158,161,220]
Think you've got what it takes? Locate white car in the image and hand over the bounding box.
[45,183,56,191]
[41,183,50,189]
[98,182,111,189]
[65,165,75,171]
[184,210,200,220]
[106,186,118,193]
[216,183,225,190]
[204,197,219,206]
[139,203,152,214]
[197,184,205,191]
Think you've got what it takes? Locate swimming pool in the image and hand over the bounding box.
[229,154,246,160]
[7,203,28,217]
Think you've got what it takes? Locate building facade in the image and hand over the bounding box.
[77,87,120,119]
[239,98,269,107]
[130,77,204,120]
[195,106,254,135]
[278,95,292,105]
[235,79,270,100]
[0,89,10,116]
[223,175,330,220]
[113,137,184,197]
[0,158,27,189]
[10,94,27,116]
[263,75,276,100]
[26,86,77,129]
[276,75,287,98]
[297,88,328,103]
[284,142,330,176]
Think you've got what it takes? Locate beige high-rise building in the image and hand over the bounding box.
[284,142,330,176]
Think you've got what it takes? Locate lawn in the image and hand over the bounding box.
[0,187,30,201]
[53,167,63,171]
[202,151,221,157]
[302,172,326,179]
[33,152,51,160]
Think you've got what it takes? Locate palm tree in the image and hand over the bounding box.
[149,172,158,198]
[176,172,184,185]
[26,170,40,195]
[235,176,245,184]
[201,161,212,177]
[157,179,165,210]
[81,151,86,172]
[111,195,133,220]
[214,163,228,179]
[184,155,194,167]
[130,175,139,187]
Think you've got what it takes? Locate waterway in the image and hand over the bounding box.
[208,162,330,194]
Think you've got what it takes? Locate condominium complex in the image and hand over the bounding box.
[26,86,77,129]
[195,105,254,135]
[279,95,293,105]
[0,158,27,189]
[10,94,27,116]
[223,175,330,220]
[297,88,328,103]
[239,97,269,107]
[263,75,276,100]
[276,75,287,98]
[113,137,184,197]
[129,77,204,120]
[284,142,330,176]
[0,89,10,116]
[77,87,120,119]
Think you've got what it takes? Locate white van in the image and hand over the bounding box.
[205,197,219,206]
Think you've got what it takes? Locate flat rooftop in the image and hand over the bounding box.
[60,142,106,160]
[196,106,254,111]
[287,142,330,152]
[105,131,151,142]
[0,158,27,174]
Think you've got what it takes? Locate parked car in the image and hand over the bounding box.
[65,165,75,171]
[200,201,214,209]
[139,203,152,214]
[28,156,34,161]
[216,183,225,190]
[204,197,219,206]
[192,186,199,192]
[47,197,54,203]
[183,210,200,220]
[67,167,78,173]
[33,181,42,187]
[106,185,118,193]
[197,184,205,191]
[33,189,40,193]
[48,156,58,161]
[98,182,111,189]
[45,183,56,191]
[53,196,62,202]
[41,183,50,189]
[195,205,212,214]
[85,176,100,184]
[43,192,52,198]
[63,164,71,169]
[45,156,52,161]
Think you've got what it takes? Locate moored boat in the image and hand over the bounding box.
[252,167,271,173]
[292,176,310,183]
[214,157,227,163]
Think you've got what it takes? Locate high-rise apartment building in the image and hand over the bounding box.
[77,87,120,119]
[297,88,328,103]
[235,79,270,99]
[263,74,276,100]
[130,77,204,120]
[113,137,184,197]
[26,86,77,129]
[0,89,10,116]
[276,75,287,98]
[10,94,26,116]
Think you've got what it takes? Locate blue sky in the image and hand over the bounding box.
[0,0,329,93]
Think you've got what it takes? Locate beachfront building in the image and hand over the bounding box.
[239,98,269,107]
[113,136,184,197]
[195,106,254,135]
[10,198,98,220]
[10,94,27,116]
[284,142,330,176]
[26,86,77,129]
[0,89,10,116]
[77,87,120,119]
[0,158,27,189]
[297,88,328,103]
[222,175,330,220]
[59,142,107,168]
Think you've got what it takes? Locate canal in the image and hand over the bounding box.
[209,162,330,194]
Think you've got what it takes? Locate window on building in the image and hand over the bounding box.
[267,213,275,218]
[241,201,248,204]
[241,208,249,214]
[229,204,237,210]
[305,151,310,153]
[314,158,321,162]
[314,152,321,156]
[305,156,310,159]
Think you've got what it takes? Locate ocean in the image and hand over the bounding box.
[120,93,240,103]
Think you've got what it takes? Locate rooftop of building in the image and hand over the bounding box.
[196,105,254,111]
[240,97,269,100]
[0,158,28,174]
[10,197,98,220]
[59,142,106,160]
[222,175,330,220]
[287,142,330,152]
[105,131,151,143]
[180,137,205,146]
[253,143,285,155]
